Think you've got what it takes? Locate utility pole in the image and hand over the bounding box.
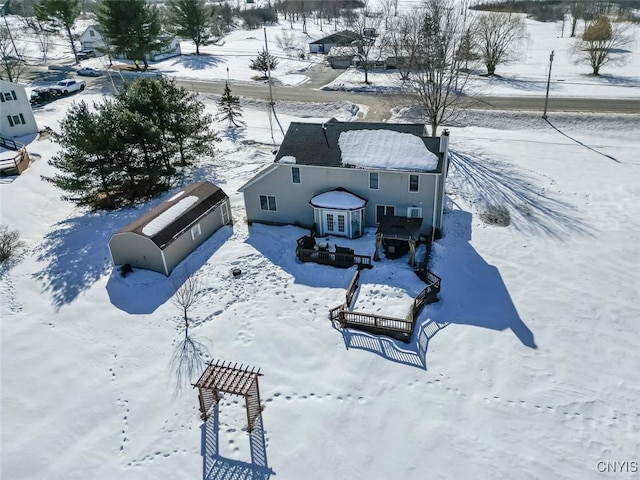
[542,50,554,119]
[1,8,19,57]
[263,27,275,144]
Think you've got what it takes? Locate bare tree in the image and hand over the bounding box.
[346,0,383,85]
[383,14,423,81]
[404,0,475,137]
[0,27,27,83]
[0,225,25,263]
[574,15,633,76]
[568,1,587,37]
[476,12,527,76]
[171,273,203,330]
[22,17,52,61]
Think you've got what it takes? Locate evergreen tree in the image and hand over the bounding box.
[34,0,81,63]
[167,0,219,55]
[117,76,219,168]
[249,49,278,78]
[43,101,122,209]
[44,77,219,209]
[216,82,245,128]
[96,0,164,69]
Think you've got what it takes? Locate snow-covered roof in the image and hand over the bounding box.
[115,181,228,248]
[142,196,198,236]
[279,156,297,164]
[273,121,443,172]
[339,130,439,172]
[309,189,367,210]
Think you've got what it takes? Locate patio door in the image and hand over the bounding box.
[324,211,347,237]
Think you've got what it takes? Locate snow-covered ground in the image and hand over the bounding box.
[2,6,640,480]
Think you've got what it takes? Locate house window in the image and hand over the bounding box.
[369,172,379,190]
[1,91,17,102]
[259,195,277,211]
[337,215,345,232]
[291,167,300,184]
[191,223,202,240]
[90,30,95,36]
[7,114,24,127]
[327,214,334,231]
[407,207,423,218]
[409,175,419,192]
[376,205,395,223]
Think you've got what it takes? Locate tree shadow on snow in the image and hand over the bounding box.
[335,209,536,368]
[106,226,232,314]
[201,406,274,480]
[596,73,640,87]
[32,208,142,309]
[482,75,547,93]
[171,54,225,71]
[171,327,212,394]
[449,149,593,238]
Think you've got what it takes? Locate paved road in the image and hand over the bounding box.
[174,77,640,119]
[27,64,640,119]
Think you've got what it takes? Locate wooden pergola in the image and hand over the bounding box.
[194,360,263,432]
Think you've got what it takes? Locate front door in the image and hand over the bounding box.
[324,211,347,237]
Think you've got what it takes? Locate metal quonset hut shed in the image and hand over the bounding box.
[108,182,231,276]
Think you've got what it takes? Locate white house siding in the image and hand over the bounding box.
[242,164,442,233]
[79,26,105,51]
[0,80,38,138]
[162,199,230,275]
[108,232,165,274]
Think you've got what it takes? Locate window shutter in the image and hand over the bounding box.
[7,115,14,127]
[19,113,25,124]
[11,90,17,100]
[0,94,4,103]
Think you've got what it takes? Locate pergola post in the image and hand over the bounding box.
[194,360,264,432]
[408,240,416,267]
[373,235,382,261]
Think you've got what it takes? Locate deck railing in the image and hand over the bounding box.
[345,270,360,307]
[330,269,442,343]
[296,244,372,269]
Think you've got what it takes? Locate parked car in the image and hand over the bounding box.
[77,49,96,60]
[50,79,86,95]
[77,67,103,77]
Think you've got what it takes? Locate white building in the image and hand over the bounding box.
[0,80,38,139]
[79,25,181,61]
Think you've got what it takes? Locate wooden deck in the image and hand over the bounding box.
[296,236,372,269]
[330,270,442,343]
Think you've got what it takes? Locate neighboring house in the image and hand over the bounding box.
[239,120,450,239]
[79,24,104,52]
[308,30,361,54]
[108,182,232,276]
[79,25,181,61]
[327,46,355,69]
[0,80,38,139]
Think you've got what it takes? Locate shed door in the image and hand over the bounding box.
[221,202,230,224]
